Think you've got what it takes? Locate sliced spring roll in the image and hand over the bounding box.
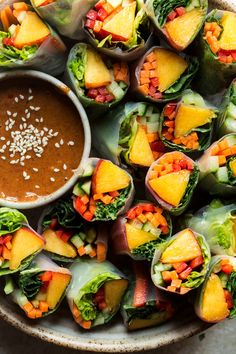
[121,262,175,330]
[185,199,236,256]
[66,43,129,115]
[146,152,199,215]
[83,0,152,60]
[131,46,198,103]
[92,102,166,169]
[196,10,236,94]
[0,2,66,75]
[160,90,217,153]
[144,0,207,51]
[218,79,236,137]
[6,254,71,319]
[198,134,236,196]
[112,201,172,261]
[151,228,211,295]
[67,259,128,329]
[31,0,97,39]
[0,207,44,275]
[73,158,134,222]
[195,256,236,322]
[38,199,108,262]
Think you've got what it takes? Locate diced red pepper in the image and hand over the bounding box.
[74,197,87,215]
[55,229,64,238]
[2,235,12,244]
[0,245,3,256]
[167,9,177,21]
[93,20,103,33]
[150,140,166,152]
[87,88,98,98]
[179,266,192,280]
[175,7,186,16]
[133,263,149,308]
[152,92,163,100]
[98,86,109,95]
[187,161,193,170]
[190,256,204,269]
[3,37,15,46]
[85,19,95,29]
[150,77,159,88]
[97,7,108,21]
[126,209,137,220]
[179,159,187,169]
[95,95,105,103]
[231,51,236,61]
[109,191,119,197]
[86,9,98,20]
[49,218,58,230]
[83,211,94,221]
[172,164,181,172]
[60,231,72,243]
[164,104,177,118]
[98,301,107,310]
[102,2,114,15]
[221,263,233,274]
[224,290,234,309]
[40,271,53,282]
[142,204,155,212]
[105,94,114,102]
[173,262,188,274]
[94,286,105,304]
[95,0,106,10]
[149,85,157,96]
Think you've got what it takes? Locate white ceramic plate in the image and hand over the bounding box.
[0,0,235,351]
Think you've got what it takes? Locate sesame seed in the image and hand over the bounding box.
[50,177,55,182]
[20,162,25,166]
[60,139,64,145]
[68,141,75,146]
[14,97,19,103]
[1,156,6,160]
[35,107,40,111]
[12,112,17,118]
[25,175,30,180]
[35,185,40,189]
[33,168,38,172]
[28,96,33,101]
[35,118,39,123]
[54,168,60,172]
[23,171,27,177]
[25,155,31,160]
[29,88,32,94]
[21,117,26,122]
[63,164,67,170]
[36,154,41,158]
[55,143,60,148]
[26,113,31,119]
[30,106,35,110]
[7,111,11,116]
[40,117,43,123]
[19,95,24,100]
[0,137,5,141]
[53,132,58,137]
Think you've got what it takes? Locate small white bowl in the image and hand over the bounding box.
[0,70,91,209]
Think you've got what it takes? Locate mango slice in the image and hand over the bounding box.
[85,49,111,89]
[219,11,236,50]
[104,279,128,312]
[103,2,136,41]
[43,229,77,259]
[93,160,130,194]
[129,125,154,167]
[230,159,236,176]
[14,12,50,48]
[46,272,71,309]
[165,8,204,50]
[154,48,188,92]
[174,104,215,138]
[161,229,202,263]
[10,227,44,270]
[126,222,157,250]
[201,273,229,322]
[149,169,190,207]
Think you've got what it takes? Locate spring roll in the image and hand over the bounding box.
[121,262,175,330]
[151,228,211,295]
[31,0,97,39]
[218,79,236,137]
[5,254,71,319]
[0,207,44,275]
[73,158,135,222]
[112,201,172,261]
[185,199,236,256]
[196,10,236,95]
[92,102,165,169]
[83,0,152,61]
[198,134,236,196]
[131,46,198,103]
[38,199,108,262]
[0,2,66,75]
[195,255,236,322]
[160,90,217,153]
[66,43,129,116]
[144,0,207,51]
[67,259,128,329]
[145,152,199,215]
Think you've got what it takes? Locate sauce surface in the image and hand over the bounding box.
[0,78,84,202]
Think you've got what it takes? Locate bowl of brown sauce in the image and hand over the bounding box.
[0,70,91,209]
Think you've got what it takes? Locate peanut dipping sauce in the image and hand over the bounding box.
[0,78,84,202]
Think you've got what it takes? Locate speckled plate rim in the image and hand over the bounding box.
[0,0,235,351]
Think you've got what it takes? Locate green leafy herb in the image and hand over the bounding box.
[152,0,191,26]
[226,271,236,318]
[18,271,43,299]
[0,208,27,236]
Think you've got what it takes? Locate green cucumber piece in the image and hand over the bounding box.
[227,102,236,119]
[119,81,127,89]
[138,103,147,116]
[226,135,236,147]
[154,263,172,272]
[152,273,164,286]
[79,232,87,241]
[4,277,15,295]
[215,166,229,182]
[81,181,91,195]
[129,219,143,230]
[73,184,85,197]
[84,244,93,255]
[147,113,159,123]
[147,121,159,133]
[1,261,10,269]
[219,272,228,288]
[107,81,124,100]
[86,228,97,243]
[83,164,94,177]
[146,106,154,117]
[71,235,84,248]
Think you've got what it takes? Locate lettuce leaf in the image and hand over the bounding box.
[152,0,191,26]
[18,270,43,299]
[226,271,236,318]
[68,44,86,89]
[0,208,27,236]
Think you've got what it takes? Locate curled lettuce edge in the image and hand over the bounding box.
[197,134,236,196]
[67,259,127,327]
[195,9,236,95]
[131,46,199,103]
[159,89,218,152]
[91,101,160,167]
[65,42,130,114]
[145,152,199,216]
[185,199,236,256]
[31,0,97,40]
[151,229,211,294]
[195,255,236,322]
[73,157,135,222]
[218,79,236,137]
[10,254,71,317]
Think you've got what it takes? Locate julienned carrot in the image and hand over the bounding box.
[2,245,11,260]
[89,249,97,258]
[81,195,90,205]
[0,9,10,31]
[218,155,227,166]
[218,139,229,151]
[40,271,52,282]
[96,242,107,262]
[39,301,49,313]
[27,309,37,319]
[78,246,86,256]
[13,2,28,11]
[81,320,92,329]
[23,302,34,313]
[35,309,43,318]
[147,133,158,143]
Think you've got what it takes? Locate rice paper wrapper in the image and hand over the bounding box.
[217,79,236,137]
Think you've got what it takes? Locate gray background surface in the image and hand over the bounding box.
[0,319,234,354]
